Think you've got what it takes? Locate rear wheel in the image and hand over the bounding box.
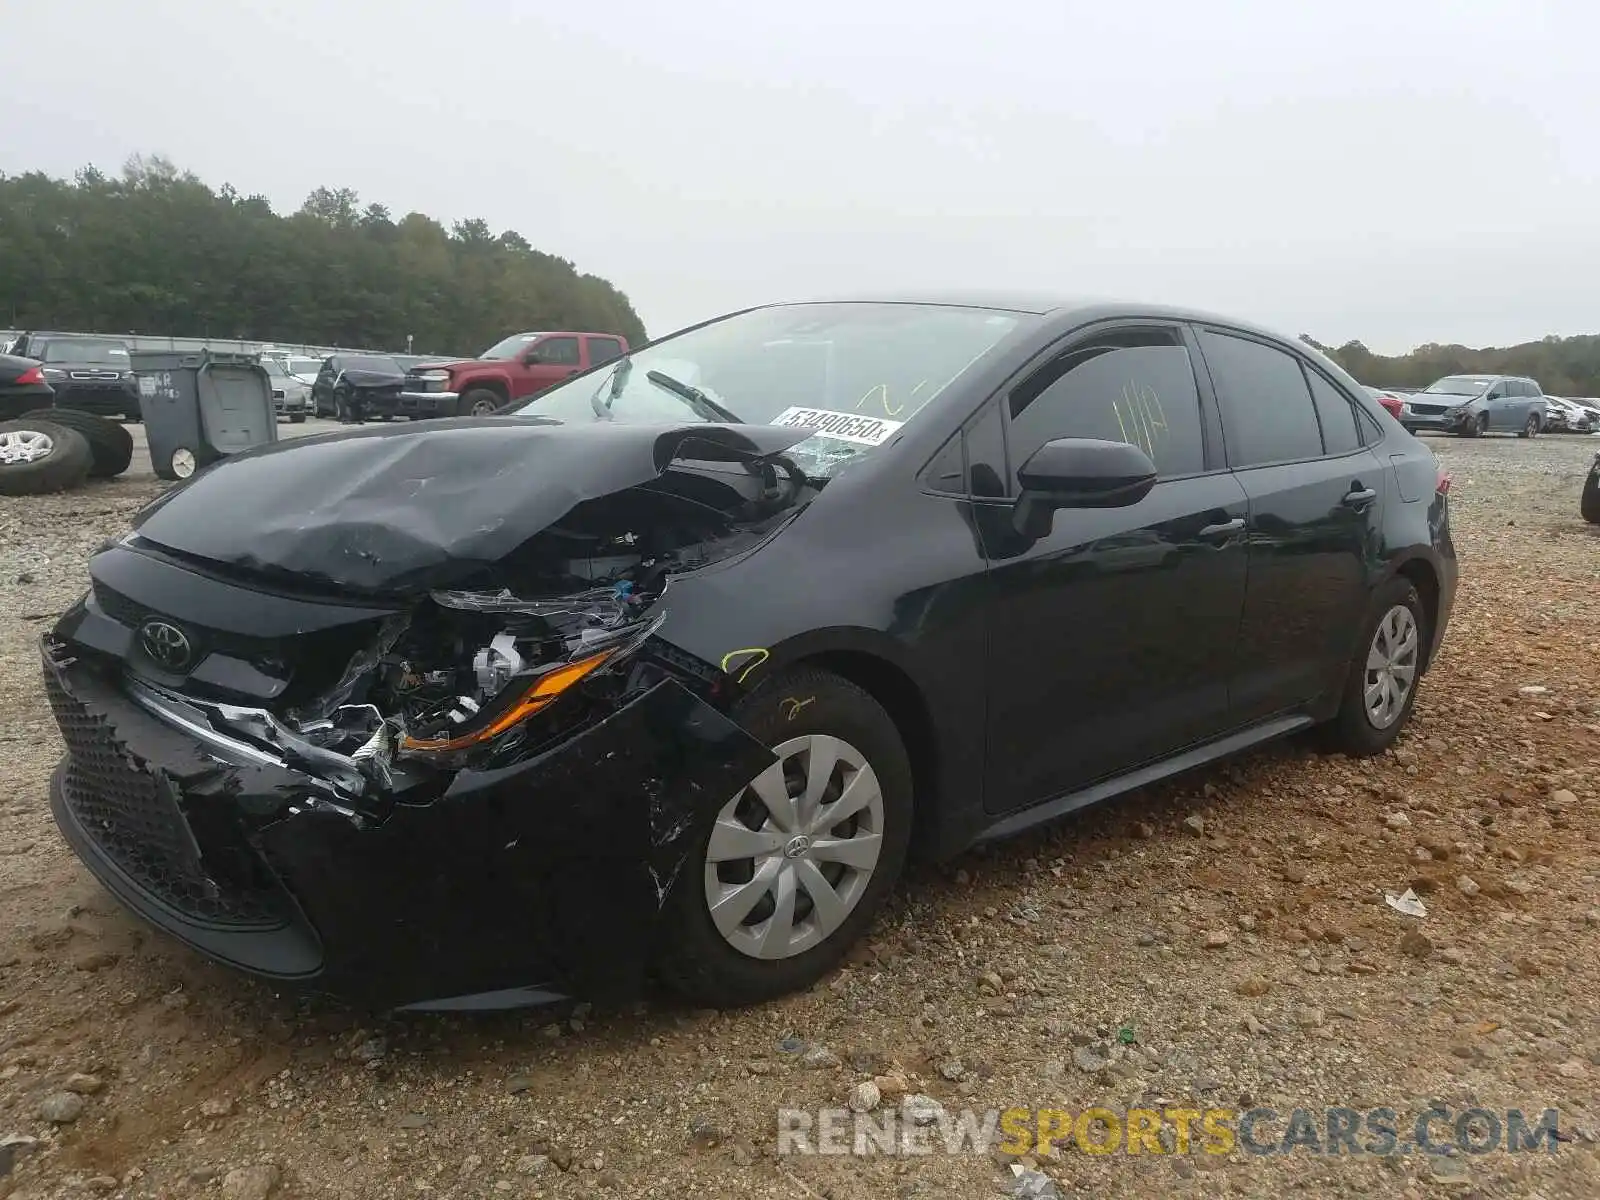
[289,413,307,424]
[656,668,913,1007]
[0,420,93,495]
[1319,577,1426,757]
[1519,413,1539,438]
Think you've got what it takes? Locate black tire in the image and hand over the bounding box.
[0,419,94,495]
[19,408,133,478]
[1460,412,1487,438]
[656,667,914,1007]
[289,413,307,424]
[461,388,503,417]
[1518,413,1539,439]
[1581,463,1600,525]
[1318,577,1427,757]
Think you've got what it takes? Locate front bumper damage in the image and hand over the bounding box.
[43,637,773,1010]
[393,390,460,416]
[41,420,817,1009]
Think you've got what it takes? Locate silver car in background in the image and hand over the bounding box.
[262,356,310,423]
[1402,374,1548,438]
[1544,396,1595,434]
[285,356,325,389]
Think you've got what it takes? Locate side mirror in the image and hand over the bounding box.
[1017,438,1157,508]
[1012,438,1156,539]
[523,348,545,365]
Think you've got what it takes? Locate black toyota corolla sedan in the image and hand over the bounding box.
[43,296,1457,1011]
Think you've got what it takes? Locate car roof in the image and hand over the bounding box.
[793,292,1328,341]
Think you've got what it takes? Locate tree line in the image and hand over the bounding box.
[0,157,646,356]
[4,159,1597,391]
[1304,334,1600,397]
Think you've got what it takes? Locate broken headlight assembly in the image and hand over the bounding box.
[156,579,668,802]
[393,603,666,758]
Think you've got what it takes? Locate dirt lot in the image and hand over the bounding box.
[2,427,1597,1200]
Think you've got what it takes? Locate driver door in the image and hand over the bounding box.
[980,323,1249,815]
[520,336,583,399]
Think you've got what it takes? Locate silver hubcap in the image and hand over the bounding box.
[0,429,55,464]
[1364,605,1419,730]
[472,400,496,415]
[171,448,197,478]
[704,734,884,960]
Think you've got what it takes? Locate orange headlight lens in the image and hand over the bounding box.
[399,649,615,754]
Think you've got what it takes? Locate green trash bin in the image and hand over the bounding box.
[131,350,278,480]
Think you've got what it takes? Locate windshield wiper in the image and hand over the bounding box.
[645,370,743,424]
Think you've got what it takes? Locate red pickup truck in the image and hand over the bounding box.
[395,331,630,418]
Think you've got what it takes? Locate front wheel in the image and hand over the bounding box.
[1319,578,1427,757]
[1519,414,1539,439]
[656,668,913,1007]
[461,388,503,417]
[289,413,307,424]
[1460,412,1488,438]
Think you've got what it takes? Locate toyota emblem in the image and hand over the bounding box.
[138,620,193,671]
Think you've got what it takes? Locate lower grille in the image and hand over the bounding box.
[46,670,285,928]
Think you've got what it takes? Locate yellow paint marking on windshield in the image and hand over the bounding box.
[855,383,907,418]
[719,647,770,684]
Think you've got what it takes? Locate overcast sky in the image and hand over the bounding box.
[3,0,1596,352]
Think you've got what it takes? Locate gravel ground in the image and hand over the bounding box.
[1,427,1597,1200]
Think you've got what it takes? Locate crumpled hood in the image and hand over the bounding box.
[131,418,813,594]
[337,366,407,389]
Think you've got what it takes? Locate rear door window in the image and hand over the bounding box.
[1197,331,1323,467]
[1305,369,1362,455]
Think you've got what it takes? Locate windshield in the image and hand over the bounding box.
[1423,375,1493,396]
[288,358,322,376]
[480,333,542,360]
[41,338,129,365]
[262,358,287,377]
[511,303,1030,479]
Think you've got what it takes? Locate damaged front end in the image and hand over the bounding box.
[42,421,802,1008]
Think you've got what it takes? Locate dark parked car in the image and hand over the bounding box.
[42,296,1456,1012]
[0,352,54,420]
[8,333,139,419]
[310,353,407,420]
[1402,374,1547,438]
[1583,452,1600,525]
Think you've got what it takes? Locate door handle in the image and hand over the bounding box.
[1342,487,1377,508]
[1198,517,1245,540]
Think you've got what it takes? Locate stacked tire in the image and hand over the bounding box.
[0,419,93,495]
[19,409,133,478]
[0,410,134,495]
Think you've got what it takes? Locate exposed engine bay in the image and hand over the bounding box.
[112,451,811,806]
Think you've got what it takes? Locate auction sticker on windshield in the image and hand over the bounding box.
[770,407,905,447]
